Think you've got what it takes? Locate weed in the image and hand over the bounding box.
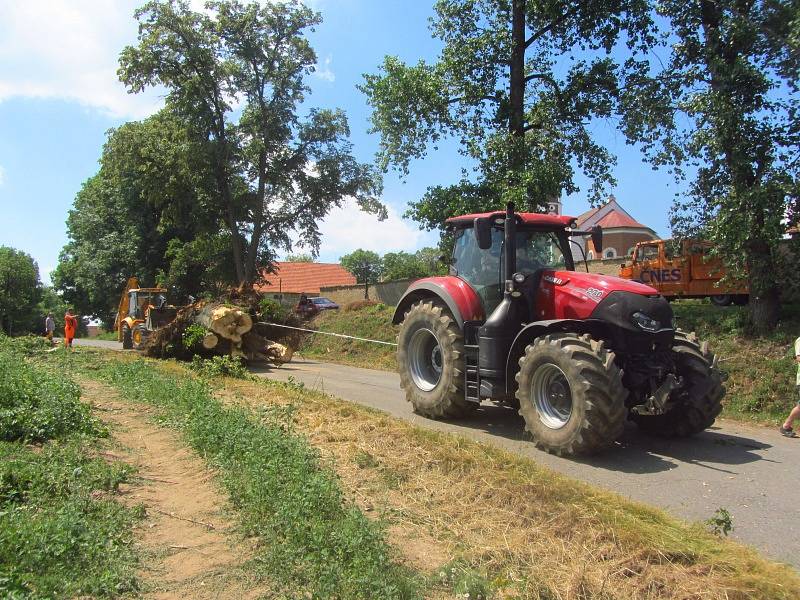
[189,355,252,380]
[181,323,207,349]
[0,345,101,443]
[354,449,379,469]
[259,297,290,323]
[705,507,734,537]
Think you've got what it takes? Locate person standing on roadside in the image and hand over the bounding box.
[63,309,78,352]
[779,335,800,438]
[44,313,55,345]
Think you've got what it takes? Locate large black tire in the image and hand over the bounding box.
[121,324,133,349]
[397,300,476,419]
[630,331,724,437]
[710,294,733,306]
[515,333,626,456]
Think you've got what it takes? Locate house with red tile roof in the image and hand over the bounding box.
[255,262,356,301]
[573,196,658,260]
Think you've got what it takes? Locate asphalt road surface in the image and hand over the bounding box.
[75,337,799,568]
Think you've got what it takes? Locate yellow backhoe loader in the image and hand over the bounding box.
[114,277,177,349]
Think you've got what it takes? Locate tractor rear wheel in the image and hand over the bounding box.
[397,300,476,419]
[516,333,626,456]
[121,324,133,350]
[132,324,147,350]
[631,331,724,437]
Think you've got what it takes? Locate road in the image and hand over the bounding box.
[75,337,799,568]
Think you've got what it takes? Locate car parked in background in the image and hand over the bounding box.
[294,296,340,318]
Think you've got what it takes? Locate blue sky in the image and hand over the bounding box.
[0,0,687,284]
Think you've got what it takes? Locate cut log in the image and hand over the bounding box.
[196,304,253,344]
[201,332,218,350]
[242,331,294,365]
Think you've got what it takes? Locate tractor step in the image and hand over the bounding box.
[464,344,480,403]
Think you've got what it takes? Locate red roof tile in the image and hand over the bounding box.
[595,211,649,228]
[255,262,356,295]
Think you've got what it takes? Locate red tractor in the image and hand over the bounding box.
[394,204,724,456]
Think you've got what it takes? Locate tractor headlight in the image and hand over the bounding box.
[632,311,661,332]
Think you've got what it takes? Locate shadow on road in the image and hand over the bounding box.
[445,404,771,474]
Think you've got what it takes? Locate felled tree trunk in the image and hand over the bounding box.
[196,304,253,344]
[242,332,294,364]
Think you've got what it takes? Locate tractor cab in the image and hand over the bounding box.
[392,203,725,456]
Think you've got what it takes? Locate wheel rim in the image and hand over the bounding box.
[531,363,573,429]
[408,327,443,392]
[132,329,142,345]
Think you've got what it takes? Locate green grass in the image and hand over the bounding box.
[94,330,119,341]
[59,352,419,599]
[0,335,139,599]
[299,304,397,370]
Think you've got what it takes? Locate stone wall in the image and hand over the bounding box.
[320,278,414,307]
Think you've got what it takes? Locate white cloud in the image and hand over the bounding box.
[314,55,335,83]
[0,1,164,118]
[314,199,424,260]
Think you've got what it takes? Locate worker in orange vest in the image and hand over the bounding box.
[64,309,78,351]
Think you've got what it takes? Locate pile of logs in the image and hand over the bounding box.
[142,301,293,365]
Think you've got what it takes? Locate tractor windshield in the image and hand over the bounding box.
[453,227,569,313]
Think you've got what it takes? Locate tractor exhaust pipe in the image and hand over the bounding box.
[504,201,516,281]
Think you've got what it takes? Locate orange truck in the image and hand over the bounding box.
[618,240,749,306]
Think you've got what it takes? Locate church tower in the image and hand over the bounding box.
[546,197,562,215]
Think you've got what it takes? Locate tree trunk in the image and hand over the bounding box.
[196,303,253,344]
[747,242,780,334]
[364,281,369,300]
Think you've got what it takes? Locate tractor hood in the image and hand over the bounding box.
[552,270,658,299]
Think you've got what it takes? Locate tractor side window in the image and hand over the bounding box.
[514,231,565,274]
[128,292,139,318]
[453,228,502,313]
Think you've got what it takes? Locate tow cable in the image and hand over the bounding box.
[257,322,398,347]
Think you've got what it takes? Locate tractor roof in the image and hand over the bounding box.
[446,211,577,229]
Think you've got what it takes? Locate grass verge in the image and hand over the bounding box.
[54,350,419,599]
[0,336,139,598]
[42,346,800,599]
[300,301,800,424]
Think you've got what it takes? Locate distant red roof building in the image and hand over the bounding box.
[574,196,657,260]
[255,262,356,295]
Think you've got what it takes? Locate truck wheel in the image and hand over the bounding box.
[631,331,724,437]
[710,294,732,306]
[397,300,476,419]
[132,324,147,350]
[515,333,626,456]
[121,324,133,349]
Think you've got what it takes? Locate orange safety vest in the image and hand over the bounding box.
[64,314,77,337]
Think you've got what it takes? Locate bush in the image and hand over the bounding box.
[189,355,252,380]
[181,323,207,350]
[343,299,381,312]
[259,297,289,323]
[0,348,101,443]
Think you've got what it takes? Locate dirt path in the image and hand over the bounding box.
[80,379,266,599]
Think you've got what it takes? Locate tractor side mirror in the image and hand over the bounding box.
[591,225,603,254]
[474,217,492,250]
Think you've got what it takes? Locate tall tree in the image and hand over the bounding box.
[0,247,41,335]
[340,249,383,299]
[361,0,655,240]
[620,0,799,332]
[54,109,231,322]
[119,0,384,285]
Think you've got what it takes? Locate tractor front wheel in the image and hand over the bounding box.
[397,300,476,419]
[121,324,133,349]
[630,331,724,437]
[710,294,733,307]
[132,324,147,350]
[516,333,626,456]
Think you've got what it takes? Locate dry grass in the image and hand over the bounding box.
[215,376,799,600]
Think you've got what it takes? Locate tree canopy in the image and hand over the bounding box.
[0,247,41,335]
[619,0,800,331]
[339,249,383,298]
[361,0,656,241]
[119,0,385,285]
